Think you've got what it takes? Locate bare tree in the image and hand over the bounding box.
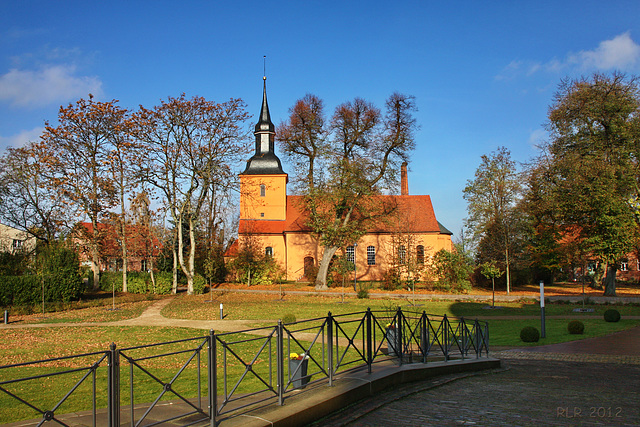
[280,93,418,289]
[0,143,71,245]
[133,94,250,294]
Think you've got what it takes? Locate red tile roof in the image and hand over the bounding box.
[238,195,444,235]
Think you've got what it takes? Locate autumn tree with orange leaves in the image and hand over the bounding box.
[40,96,128,290]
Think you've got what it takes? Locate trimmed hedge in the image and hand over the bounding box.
[99,271,174,295]
[0,246,83,307]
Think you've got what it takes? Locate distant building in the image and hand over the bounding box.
[0,223,36,255]
[226,80,453,282]
[72,222,161,272]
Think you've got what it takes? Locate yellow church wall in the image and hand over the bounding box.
[278,231,453,282]
[239,174,288,220]
[282,232,321,281]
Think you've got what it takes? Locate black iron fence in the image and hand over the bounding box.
[0,308,489,426]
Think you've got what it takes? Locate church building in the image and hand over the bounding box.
[228,79,454,282]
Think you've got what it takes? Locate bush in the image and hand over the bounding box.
[431,249,474,293]
[357,287,369,299]
[153,272,173,295]
[282,313,296,324]
[127,274,149,294]
[567,320,584,334]
[604,309,621,322]
[99,272,123,293]
[520,326,540,343]
[40,245,83,302]
[192,274,206,295]
[0,245,82,306]
[382,268,402,291]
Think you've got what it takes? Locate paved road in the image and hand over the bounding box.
[318,326,640,427]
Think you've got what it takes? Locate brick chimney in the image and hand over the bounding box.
[401,162,408,195]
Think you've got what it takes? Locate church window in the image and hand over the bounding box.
[417,245,425,264]
[346,246,355,263]
[398,245,406,265]
[367,246,376,265]
[265,246,273,257]
[260,184,266,197]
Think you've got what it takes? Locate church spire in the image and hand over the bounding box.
[255,77,275,134]
[240,77,285,175]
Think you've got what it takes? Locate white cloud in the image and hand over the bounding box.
[498,32,640,80]
[0,64,103,108]
[0,127,44,150]
[571,32,640,70]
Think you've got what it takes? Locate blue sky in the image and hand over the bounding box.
[2,1,640,236]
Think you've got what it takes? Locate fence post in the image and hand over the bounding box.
[366,308,372,373]
[108,342,120,426]
[421,311,427,363]
[327,312,334,386]
[484,322,490,356]
[443,314,449,361]
[396,307,403,365]
[277,320,284,405]
[460,317,466,360]
[208,330,216,427]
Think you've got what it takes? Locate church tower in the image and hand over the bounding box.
[239,77,288,221]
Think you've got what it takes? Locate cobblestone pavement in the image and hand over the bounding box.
[317,327,640,427]
[318,359,640,426]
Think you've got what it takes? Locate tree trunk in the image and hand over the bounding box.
[172,247,178,294]
[91,217,100,291]
[505,247,511,295]
[177,212,194,295]
[603,263,617,296]
[149,258,156,292]
[315,246,339,290]
[121,205,128,293]
[187,216,196,294]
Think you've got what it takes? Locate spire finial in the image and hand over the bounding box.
[263,55,266,80]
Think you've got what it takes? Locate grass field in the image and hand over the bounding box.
[1,287,639,423]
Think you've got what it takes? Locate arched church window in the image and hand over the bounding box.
[265,246,273,257]
[260,184,266,197]
[417,245,425,264]
[398,245,406,265]
[367,246,376,265]
[346,246,355,263]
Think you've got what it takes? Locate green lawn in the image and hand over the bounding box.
[1,291,639,423]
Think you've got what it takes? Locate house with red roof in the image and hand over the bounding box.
[226,79,453,282]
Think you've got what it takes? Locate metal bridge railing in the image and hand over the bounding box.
[0,308,489,426]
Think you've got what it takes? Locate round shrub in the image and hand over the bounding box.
[604,309,621,323]
[520,326,540,343]
[282,313,296,324]
[567,320,584,335]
